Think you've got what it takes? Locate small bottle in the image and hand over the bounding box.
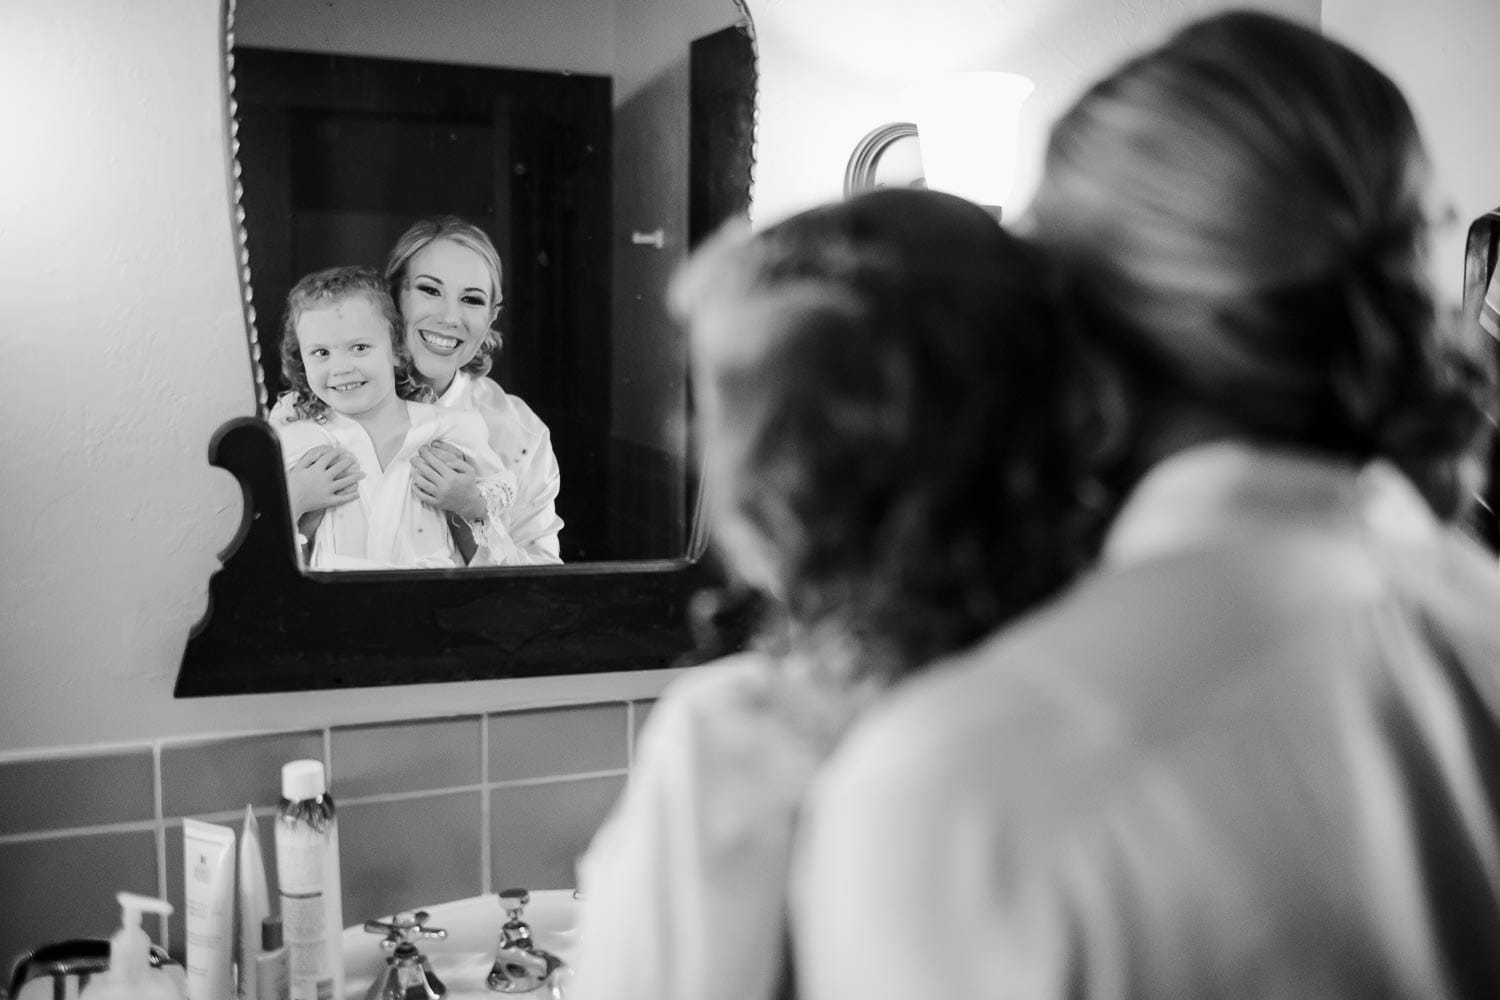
[83,892,189,1000]
[274,760,344,1000]
[255,917,290,1000]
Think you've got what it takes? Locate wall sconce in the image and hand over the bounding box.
[844,71,1034,221]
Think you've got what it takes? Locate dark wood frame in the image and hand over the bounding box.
[177,0,757,696]
[1462,206,1500,553]
[176,418,731,694]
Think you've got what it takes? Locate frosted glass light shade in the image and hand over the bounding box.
[904,71,1034,210]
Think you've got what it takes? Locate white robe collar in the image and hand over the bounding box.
[1101,442,1440,570]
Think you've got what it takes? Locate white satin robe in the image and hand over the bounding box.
[275,402,504,570]
[793,444,1500,1000]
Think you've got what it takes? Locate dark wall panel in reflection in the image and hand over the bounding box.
[234,48,613,561]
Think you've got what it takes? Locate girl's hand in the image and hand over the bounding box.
[287,446,362,520]
[412,440,485,521]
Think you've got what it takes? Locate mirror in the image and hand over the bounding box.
[177,0,757,694]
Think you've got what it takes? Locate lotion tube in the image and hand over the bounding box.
[183,819,236,1000]
[237,806,271,1000]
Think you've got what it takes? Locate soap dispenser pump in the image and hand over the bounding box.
[83,892,187,1000]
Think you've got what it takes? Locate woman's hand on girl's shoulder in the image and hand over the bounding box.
[412,440,485,520]
[286,445,362,520]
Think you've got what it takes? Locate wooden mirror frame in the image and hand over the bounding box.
[177,0,757,696]
[1461,206,1500,555]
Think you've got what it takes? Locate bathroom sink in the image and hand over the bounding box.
[341,890,580,1000]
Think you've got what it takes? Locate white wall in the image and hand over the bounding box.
[750,0,1319,229]
[750,0,1496,313]
[1323,0,1500,311]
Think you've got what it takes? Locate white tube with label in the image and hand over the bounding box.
[274,760,344,1000]
[237,805,271,1000]
[183,819,236,1000]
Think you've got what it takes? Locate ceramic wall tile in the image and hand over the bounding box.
[332,716,481,799]
[488,705,627,782]
[161,731,323,818]
[0,750,154,836]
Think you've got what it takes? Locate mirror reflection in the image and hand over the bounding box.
[271,252,562,570]
[230,0,755,568]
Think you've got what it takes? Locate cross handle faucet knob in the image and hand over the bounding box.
[364,910,449,951]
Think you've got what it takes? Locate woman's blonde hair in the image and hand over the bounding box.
[1030,10,1488,516]
[384,216,506,378]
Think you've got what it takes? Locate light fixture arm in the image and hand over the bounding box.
[843,121,919,199]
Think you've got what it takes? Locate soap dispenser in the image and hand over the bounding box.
[82,892,188,1000]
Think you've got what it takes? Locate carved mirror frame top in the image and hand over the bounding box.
[178,0,757,696]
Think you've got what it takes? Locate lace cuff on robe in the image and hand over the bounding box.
[478,469,519,523]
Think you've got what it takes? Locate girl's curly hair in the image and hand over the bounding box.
[671,189,1109,686]
[278,265,435,423]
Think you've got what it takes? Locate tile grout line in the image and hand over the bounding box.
[0,819,162,845]
[0,770,633,847]
[625,701,636,771]
[0,700,644,768]
[153,741,169,951]
[483,770,628,792]
[480,714,492,896]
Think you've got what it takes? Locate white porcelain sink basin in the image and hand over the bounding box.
[342,890,581,1000]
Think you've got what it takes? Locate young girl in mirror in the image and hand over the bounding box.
[275,265,519,570]
[568,188,1108,1000]
[793,12,1500,1000]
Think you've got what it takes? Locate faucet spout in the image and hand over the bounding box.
[486,888,566,995]
[369,944,445,1000]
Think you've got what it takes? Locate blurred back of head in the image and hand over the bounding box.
[1029,10,1488,517]
[671,188,1100,682]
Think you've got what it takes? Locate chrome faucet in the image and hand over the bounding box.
[486,888,565,995]
[363,910,449,1000]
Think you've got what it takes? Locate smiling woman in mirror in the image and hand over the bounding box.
[387,216,565,566]
[275,217,565,568]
